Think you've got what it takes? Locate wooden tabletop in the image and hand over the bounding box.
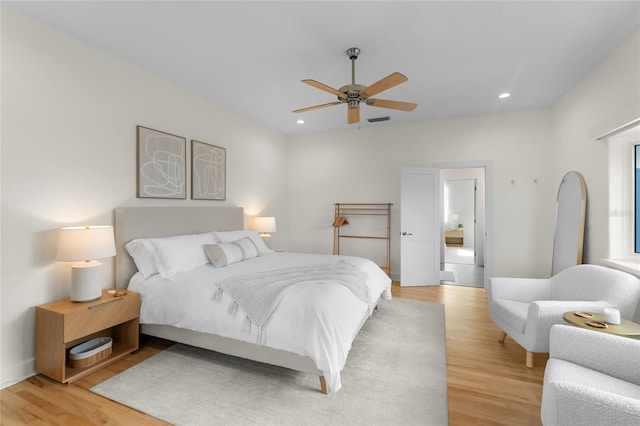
[563,311,640,337]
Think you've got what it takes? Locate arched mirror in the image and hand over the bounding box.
[551,171,587,276]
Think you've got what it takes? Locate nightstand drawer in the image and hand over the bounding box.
[64,293,139,342]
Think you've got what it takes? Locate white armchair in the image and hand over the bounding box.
[488,264,640,367]
[541,324,640,425]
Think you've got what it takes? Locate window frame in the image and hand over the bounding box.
[636,144,640,254]
[606,125,640,268]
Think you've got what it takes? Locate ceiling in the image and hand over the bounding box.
[5,1,640,136]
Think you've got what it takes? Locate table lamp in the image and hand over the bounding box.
[57,226,116,302]
[252,217,277,237]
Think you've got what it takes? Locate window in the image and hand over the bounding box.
[636,144,640,253]
[604,124,640,274]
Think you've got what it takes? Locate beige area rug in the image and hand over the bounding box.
[91,299,448,425]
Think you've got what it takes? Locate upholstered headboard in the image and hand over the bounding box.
[114,206,244,288]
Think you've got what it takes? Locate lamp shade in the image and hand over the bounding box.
[57,226,116,262]
[252,217,276,234]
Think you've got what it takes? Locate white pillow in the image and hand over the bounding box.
[204,237,259,268]
[214,230,271,254]
[233,237,259,259]
[149,232,218,280]
[125,239,159,278]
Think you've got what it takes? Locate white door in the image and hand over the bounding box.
[401,167,441,286]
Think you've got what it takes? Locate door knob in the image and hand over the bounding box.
[402,232,413,236]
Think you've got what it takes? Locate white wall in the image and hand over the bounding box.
[287,110,555,279]
[0,8,288,387]
[551,29,640,265]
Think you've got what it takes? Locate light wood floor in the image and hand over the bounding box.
[1,283,547,425]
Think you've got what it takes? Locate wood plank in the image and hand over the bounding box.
[1,284,545,425]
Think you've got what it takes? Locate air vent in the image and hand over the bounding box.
[367,116,390,123]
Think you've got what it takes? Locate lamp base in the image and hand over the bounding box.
[71,261,103,302]
[260,234,273,249]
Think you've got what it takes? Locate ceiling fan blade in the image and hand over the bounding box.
[302,79,344,97]
[366,98,417,111]
[360,72,408,98]
[347,106,360,124]
[293,102,342,113]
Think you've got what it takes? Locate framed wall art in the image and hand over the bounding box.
[191,140,226,200]
[137,126,186,199]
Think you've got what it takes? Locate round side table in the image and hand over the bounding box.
[563,311,640,337]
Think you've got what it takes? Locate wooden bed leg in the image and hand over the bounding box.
[319,375,328,394]
[525,351,534,369]
[498,331,507,342]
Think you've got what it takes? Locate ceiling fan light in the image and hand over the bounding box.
[498,92,511,99]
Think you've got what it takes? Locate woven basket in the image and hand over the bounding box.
[69,337,112,368]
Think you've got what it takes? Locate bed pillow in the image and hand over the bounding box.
[124,239,159,278]
[214,230,271,254]
[204,237,259,268]
[233,237,259,259]
[148,232,218,280]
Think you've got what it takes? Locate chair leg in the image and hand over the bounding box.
[525,351,533,368]
[498,330,507,342]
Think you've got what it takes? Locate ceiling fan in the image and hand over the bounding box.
[293,47,417,125]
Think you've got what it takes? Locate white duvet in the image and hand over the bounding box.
[127,252,392,393]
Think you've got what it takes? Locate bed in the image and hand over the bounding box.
[114,206,392,394]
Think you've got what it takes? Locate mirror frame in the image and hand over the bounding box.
[551,171,587,276]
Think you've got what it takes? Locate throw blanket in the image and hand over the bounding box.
[212,260,370,345]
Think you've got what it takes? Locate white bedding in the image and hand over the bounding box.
[128,252,392,393]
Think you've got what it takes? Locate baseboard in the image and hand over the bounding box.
[1,357,36,389]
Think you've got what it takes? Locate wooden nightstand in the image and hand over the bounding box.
[445,230,464,247]
[35,289,140,384]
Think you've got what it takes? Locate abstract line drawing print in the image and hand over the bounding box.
[191,140,226,200]
[137,126,186,199]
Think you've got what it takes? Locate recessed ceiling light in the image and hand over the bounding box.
[296,119,304,124]
[498,92,511,99]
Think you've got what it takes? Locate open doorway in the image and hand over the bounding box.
[444,178,476,265]
[439,167,486,287]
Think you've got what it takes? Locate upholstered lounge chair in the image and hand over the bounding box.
[488,264,640,367]
[541,324,640,425]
